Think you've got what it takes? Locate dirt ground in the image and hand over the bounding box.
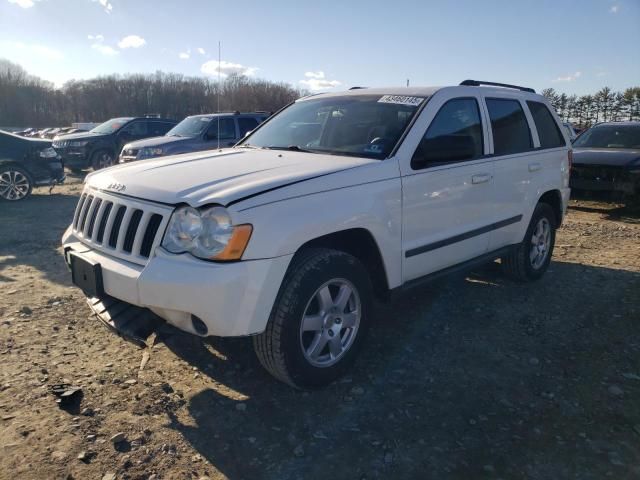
[1,178,639,480]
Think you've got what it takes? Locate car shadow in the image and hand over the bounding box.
[569,192,640,224]
[0,191,79,286]
[160,260,640,479]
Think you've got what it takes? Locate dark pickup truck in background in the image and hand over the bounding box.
[53,116,177,171]
[119,111,269,163]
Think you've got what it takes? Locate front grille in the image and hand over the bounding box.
[71,188,172,265]
[53,140,69,148]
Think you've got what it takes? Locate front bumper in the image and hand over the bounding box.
[570,165,639,195]
[62,228,292,337]
[55,148,90,167]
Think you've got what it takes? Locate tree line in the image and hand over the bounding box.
[541,86,640,128]
[0,59,306,127]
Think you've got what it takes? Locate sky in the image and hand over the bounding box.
[0,0,638,95]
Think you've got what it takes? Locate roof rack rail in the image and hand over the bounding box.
[460,80,535,94]
[349,86,366,90]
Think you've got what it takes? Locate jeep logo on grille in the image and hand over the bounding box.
[107,182,126,192]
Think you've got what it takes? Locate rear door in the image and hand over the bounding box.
[399,91,495,281]
[486,96,568,250]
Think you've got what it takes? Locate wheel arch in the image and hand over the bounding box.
[293,228,390,300]
[538,189,564,227]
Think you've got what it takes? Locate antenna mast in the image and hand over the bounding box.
[217,40,221,150]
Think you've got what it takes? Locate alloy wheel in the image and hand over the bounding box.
[299,278,361,367]
[0,170,31,201]
[530,217,551,269]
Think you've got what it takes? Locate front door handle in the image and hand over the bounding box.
[471,173,492,184]
[529,162,542,172]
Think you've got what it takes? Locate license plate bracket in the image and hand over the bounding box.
[70,252,104,297]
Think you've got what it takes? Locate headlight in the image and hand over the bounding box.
[69,140,89,147]
[162,206,252,261]
[39,147,58,158]
[139,147,164,159]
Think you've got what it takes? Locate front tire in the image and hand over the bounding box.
[502,203,556,282]
[0,165,33,201]
[91,150,115,170]
[253,248,373,388]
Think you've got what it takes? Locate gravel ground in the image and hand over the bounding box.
[1,178,639,480]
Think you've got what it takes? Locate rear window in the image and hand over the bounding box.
[486,98,532,155]
[527,101,565,148]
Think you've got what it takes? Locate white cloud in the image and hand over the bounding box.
[201,60,258,78]
[552,71,582,82]
[88,34,104,42]
[299,71,341,91]
[117,35,146,49]
[197,47,206,55]
[179,51,190,59]
[93,0,113,13]
[610,5,619,13]
[8,0,36,8]
[92,44,118,56]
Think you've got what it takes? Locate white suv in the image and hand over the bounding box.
[62,80,571,388]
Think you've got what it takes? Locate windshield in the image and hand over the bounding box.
[573,125,640,149]
[239,94,426,159]
[90,118,133,134]
[167,116,213,137]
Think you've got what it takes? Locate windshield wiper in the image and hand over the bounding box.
[264,145,314,153]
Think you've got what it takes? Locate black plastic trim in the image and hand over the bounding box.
[405,215,522,258]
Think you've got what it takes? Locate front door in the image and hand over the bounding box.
[399,94,495,282]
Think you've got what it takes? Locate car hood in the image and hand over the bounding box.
[572,148,640,167]
[123,136,192,150]
[56,131,108,142]
[86,148,376,206]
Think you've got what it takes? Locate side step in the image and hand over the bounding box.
[87,295,165,348]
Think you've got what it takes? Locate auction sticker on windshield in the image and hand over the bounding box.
[378,95,424,106]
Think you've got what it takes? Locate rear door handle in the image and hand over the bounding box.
[471,173,492,184]
[528,162,542,172]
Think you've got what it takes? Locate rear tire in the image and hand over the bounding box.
[253,248,373,388]
[502,203,556,282]
[0,165,33,201]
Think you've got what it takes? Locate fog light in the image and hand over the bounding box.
[190,315,208,335]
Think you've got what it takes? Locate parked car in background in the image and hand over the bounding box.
[53,116,177,171]
[563,122,577,141]
[0,130,64,201]
[570,121,640,199]
[63,81,570,387]
[119,112,269,163]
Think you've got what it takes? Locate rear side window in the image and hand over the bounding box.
[150,121,174,136]
[486,98,532,155]
[411,97,484,169]
[238,117,259,137]
[526,101,565,148]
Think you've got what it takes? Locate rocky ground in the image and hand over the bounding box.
[0,179,639,480]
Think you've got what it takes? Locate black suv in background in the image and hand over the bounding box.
[119,112,269,163]
[53,116,177,171]
[0,130,64,201]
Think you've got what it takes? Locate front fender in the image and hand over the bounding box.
[232,176,403,289]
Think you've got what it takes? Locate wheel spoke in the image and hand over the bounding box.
[317,286,333,313]
[328,334,343,358]
[530,248,538,264]
[334,283,352,312]
[341,311,358,328]
[306,334,328,360]
[302,314,323,332]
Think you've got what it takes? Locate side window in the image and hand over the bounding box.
[411,97,484,170]
[122,121,147,136]
[526,101,565,148]
[486,98,532,155]
[238,117,259,137]
[206,118,236,140]
[150,121,173,136]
